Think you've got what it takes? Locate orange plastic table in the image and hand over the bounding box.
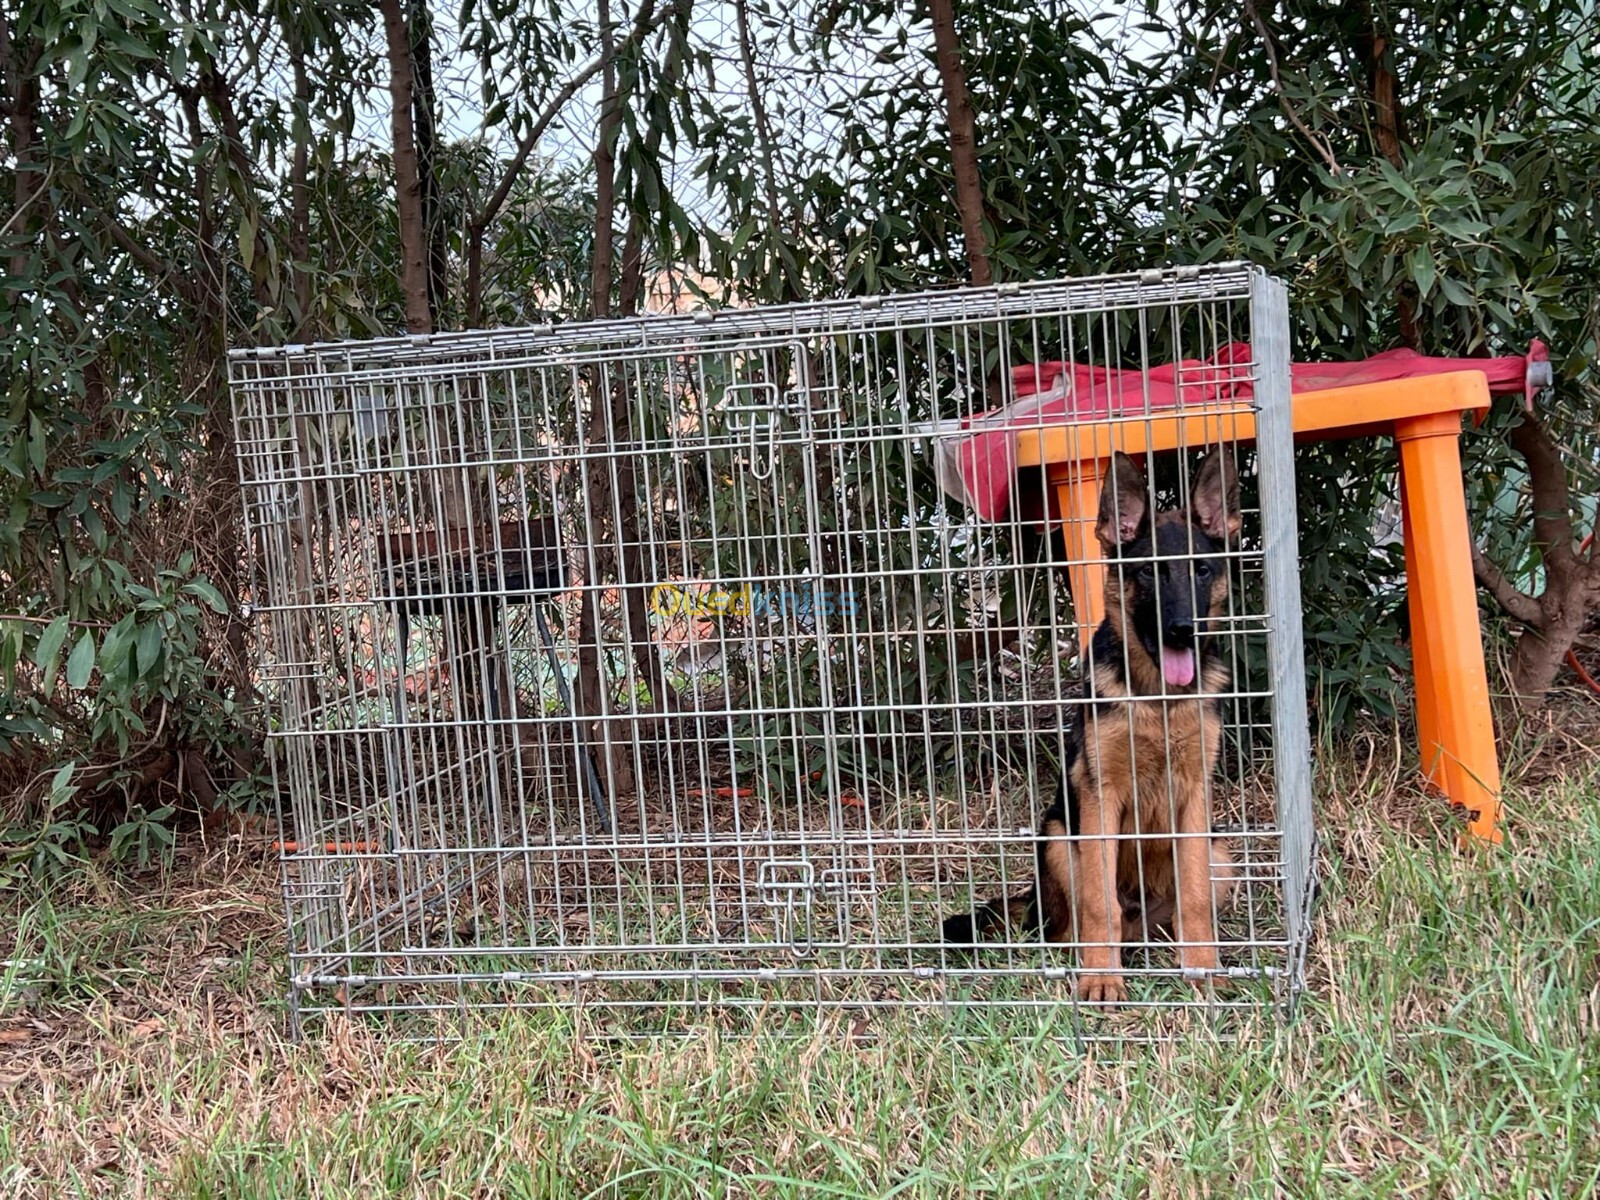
[1014,371,1502,844]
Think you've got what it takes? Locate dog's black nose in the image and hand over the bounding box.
[1167,622,1195,644]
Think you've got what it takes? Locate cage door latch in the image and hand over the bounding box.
[758,858,817,958]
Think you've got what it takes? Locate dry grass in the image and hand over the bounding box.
[3,707,1600,1198]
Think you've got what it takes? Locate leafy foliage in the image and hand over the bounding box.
[1142,0,1600,714]
[3,0,1596,875]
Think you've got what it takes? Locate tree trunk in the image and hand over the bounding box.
[287,25,312,330]
[1371,34,1403,166]
[1505,411,1592,709]
[379,0,432,335]
[180,90,257,713]
[1472,408,1600,711]
[202,361,255,702]
[928,0,991,286]
[589,0,648,321]
[1355,15,1419,348]
[1508,598,1589,708]
[409,0,449,328]
[1,19,41,291]
[1356,4,1407,169]
[466,227,485,328]
[611,6,689,719]
[574,0,627,787]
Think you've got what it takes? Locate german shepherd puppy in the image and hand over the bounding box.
[943,449,1241,1003]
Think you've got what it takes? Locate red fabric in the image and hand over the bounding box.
[942,340,1548,524]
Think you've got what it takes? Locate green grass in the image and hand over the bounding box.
[3,740,1599,1198]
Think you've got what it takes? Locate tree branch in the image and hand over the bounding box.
[465,0,671,326]
[1510,410,1576,584]
[928,0,992,285]
[1471,540,1543,626]
[1243,0,1341,176]
[96,207,199,306]
[285,18,312,329]
[176,83,236,340]
[595,0,661,319]
[0,613,113,628]
[197,65,274,312]
[618,0,689,317]
[734,0,782,231]
[472,5,673,238]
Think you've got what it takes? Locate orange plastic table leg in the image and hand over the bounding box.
[1055,463,1108,652]
[1395,413,1503,844]
[1400,468,1444,791]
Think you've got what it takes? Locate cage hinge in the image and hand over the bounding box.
[301,973,350,988]
[1183,965,1272,982]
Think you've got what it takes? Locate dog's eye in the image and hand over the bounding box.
[1195,563,1212,580]
[1137,563,1155,580]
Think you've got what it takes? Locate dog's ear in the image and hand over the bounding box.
[1096,452,1149,549]
[1190,450,1241,543]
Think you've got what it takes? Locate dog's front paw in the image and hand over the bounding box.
[1179,946,1228,997]
[1077,973,1127,1006]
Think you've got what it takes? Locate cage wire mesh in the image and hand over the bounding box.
[229,263,1314,1039]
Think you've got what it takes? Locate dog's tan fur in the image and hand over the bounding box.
[1064,579,1237,999]
[943,452,1242,1004]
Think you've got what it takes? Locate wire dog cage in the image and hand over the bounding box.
[229,263,1314,1038]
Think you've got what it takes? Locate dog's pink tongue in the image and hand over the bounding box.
[1161,645,1196,687]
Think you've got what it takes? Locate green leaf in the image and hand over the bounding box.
[1439,276,1476,306]
[28,413,46,478]
[66,630,96,689]
[1434,215,1491,240]
[182,579,229,614]
[134,620,163,679]
[1377,158,1418,202]
[99,614,135,680]
[1409,247,1437,299]
[49,761,78,802]
[239,209,258,271]
[34,614,70,680]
